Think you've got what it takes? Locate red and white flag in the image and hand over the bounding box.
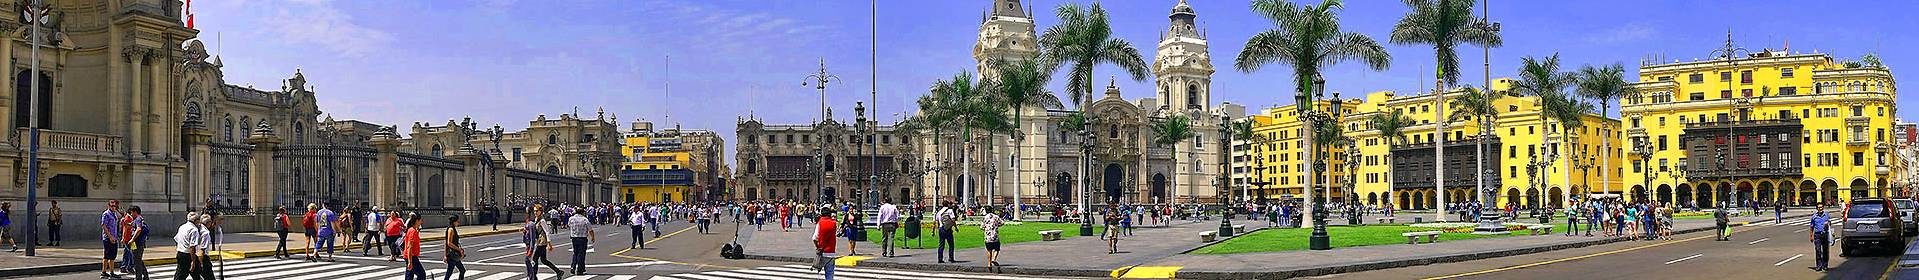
[185,0,196,29]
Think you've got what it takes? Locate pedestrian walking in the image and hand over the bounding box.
[443,216,466,280]
[46,200,61,246]
[385,212,405,262]
[812,208,839,280]
[315,205,338,262]
[363,208,384,256]
[935,202,957,263]
[877,199,899,257]
[123,206,150,280]
[696,206,712,234]
[567,210,594,275]
[196,212,223,280]
[0,202,16,252]
[402,213,426,280]
[524,205,563,278]
[1810,205,1831,271]
[981,208,1004,274]
[1564,206,1579,236]
[272,207,291,259]
[629,205,647,249]
[171,213,203,280]
[101,199,123,279]
[1714,206,1730,241]
[1105,206,1120,254]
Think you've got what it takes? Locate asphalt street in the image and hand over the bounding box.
[1327,216,1916,280]
[26,218,1080,280]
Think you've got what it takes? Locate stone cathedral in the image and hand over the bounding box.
[916,0,1244,207]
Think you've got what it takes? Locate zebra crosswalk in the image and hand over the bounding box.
[648,264,1087,280]
[134,257,644,280]
[1766,217,1830,226]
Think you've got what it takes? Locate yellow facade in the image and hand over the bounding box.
[621,134,692,203]
[1242,79,1625,210]
[1623,51,1898,206]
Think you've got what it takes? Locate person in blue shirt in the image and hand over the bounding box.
[1810,205,1830,271]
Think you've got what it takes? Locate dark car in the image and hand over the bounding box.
[1841,198,1907,256]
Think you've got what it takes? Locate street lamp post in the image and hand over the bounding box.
[1079,129,1096,236]
[20,1,53,256]
[1306,75,1330,251]
[1217,113,1234,237]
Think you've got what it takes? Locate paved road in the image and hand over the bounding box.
[1326,216,1915,280]
[25,218,1082,280]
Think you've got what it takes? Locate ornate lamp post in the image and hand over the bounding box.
[1305,75,1331,251]
[1218,113,1236,236]
[1346,144,1362,225]
[1079,128,1097,236]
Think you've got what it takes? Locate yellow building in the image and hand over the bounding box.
[1623,47,1897,207]
[1241,80,1626,211]
[620,131,694,203]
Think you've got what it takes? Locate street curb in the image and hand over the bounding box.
[0,228,521,278]
[742,214,1810,279]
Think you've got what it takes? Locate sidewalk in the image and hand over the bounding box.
[742,211,1803,279]
[0,224,521,278]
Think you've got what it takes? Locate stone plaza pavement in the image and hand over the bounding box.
[0,223,519,278]
[741,211,1809,279]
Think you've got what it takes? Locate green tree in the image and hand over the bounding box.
[1152,115,1197,204]
[988,57,1063,215]
[1236,0,1390,225]
[1449,86,1502,207]
[1038,2,1150,109]
[1368,109,1414,209]
[1574,63,1636,197]
[1511,54,1578,208]
[923,72,1012,207]
[1391,0,1501,219]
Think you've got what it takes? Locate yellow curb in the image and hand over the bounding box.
[1117,266,1181,279]
[834,255,872,267]
[1110,266,1133,278]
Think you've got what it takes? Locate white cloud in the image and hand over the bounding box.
[259,0,392,57]
[1585,22,1657,44]
[636,0,829,58]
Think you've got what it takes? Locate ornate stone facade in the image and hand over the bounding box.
[735,104,919,203]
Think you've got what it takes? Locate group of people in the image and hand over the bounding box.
[1561,199,1677,241]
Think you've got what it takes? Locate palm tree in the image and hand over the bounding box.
[1449,86,1502,208]
[1511,54,1577,209]
[1229,119,1264,204]
[1368,110,1414,211]
[1546,92,1594,206]
[988,58,1064,218]
[1038,2,1149,226]
[1391,0,1502,221]
[926,72,1013,208]
[1038,2,1151,109]
[1152,115,1197,206]
[1237,0,1391,230]
[1311,119,1353,215]
[1575,63,1636,199]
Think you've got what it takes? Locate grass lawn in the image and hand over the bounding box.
[1189,225,1522,255]
[861,222,1097,250]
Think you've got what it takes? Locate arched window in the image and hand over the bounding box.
[223,117,234,142]
[1186,84,1201,109]
[746,159,758,173]
[545,165,561,174]
[294,122,305,145]
[430,144,443,156]
[547,134,559,145]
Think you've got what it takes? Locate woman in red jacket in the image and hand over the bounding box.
[401,213,425,280]
[302,203,319,261]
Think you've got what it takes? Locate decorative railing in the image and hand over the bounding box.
[22,128,124,155]
[1682,118,1799,129]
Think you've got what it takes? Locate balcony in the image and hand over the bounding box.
[1848,116,1871,126]
[1686,167,1802,179]
[1850,137,1869,146]
[1682,118,1800,130]
[20,128,124,156]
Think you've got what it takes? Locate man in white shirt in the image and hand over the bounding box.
[566,212,594,275]
[171,213,202,280]
[935,202,958,263]
[362,209,383,256]
[628,206,647,249]
[876,200,899,257]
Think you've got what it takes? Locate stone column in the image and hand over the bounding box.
[579,175,596,204]
[245,123,281,211]
[452,144,482,210]
[368,126,401,209]
[183,116,213,210]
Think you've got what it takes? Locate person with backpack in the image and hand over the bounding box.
[273,207,291,259]
[315,205,338,262]
[301,203,319,261]
[443,216,467,280]
[123,206,150,280]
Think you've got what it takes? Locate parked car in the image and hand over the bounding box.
[1896,199,1919,236]
[1841,198,1907,256]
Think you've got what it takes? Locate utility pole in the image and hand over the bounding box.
[21,0,51,256]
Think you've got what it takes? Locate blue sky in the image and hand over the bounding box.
[195,0,1915,159]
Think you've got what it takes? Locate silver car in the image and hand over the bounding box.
[1841,198,1907,256]
[1896,199,1919,236]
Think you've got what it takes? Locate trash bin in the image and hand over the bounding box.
[903,216,922,239]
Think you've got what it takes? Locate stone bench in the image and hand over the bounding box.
[1527,225,1553,235]
[1231,224,1246,233]
[1402,231,1442,244]
[1039,230,1064,241]
[1376,217,1396,224]
[1200,231,1218,243]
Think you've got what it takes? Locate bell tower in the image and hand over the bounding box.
[1154,0,1214,113]
[973,0,1036,78]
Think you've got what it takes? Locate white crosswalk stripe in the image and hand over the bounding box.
[650,264,1087,280]
[132,257,722,280]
